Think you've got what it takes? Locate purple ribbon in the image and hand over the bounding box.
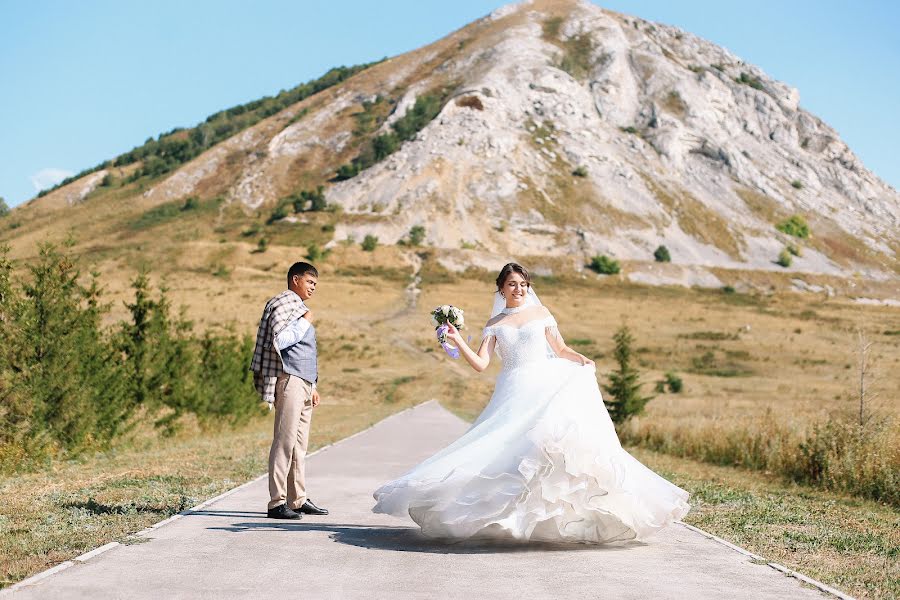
[436,325,460,359]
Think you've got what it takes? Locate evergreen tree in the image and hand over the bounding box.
[0,245,29,469]
[118,273,195,434]
[0,197,9,217]
[603,325,654,425]
[15,244,126,453]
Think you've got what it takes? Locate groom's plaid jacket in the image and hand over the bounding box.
[250,290,306,404]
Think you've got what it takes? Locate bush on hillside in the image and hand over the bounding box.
[361,234,378,252]
[776,248,793,267]
[408,225,426,247]
[653,245,671,262]
[589,255,620,275]
[776,214,810,238]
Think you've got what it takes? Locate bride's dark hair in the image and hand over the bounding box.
[496,262,531,291]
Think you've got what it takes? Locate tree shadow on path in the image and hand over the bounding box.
[207,517,645,555]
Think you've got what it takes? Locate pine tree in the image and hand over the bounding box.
[0,245,30,469]
[118,273,196,434]
[16,244,126,453]
[603,325,654,425]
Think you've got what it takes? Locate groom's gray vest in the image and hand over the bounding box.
[280,323,318,384]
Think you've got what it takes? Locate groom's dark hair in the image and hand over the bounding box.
[287,262,318,286]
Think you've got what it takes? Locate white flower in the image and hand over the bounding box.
[441,305,450,316]
[430,316,439,327]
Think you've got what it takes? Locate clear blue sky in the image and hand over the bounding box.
[1,1,898,208]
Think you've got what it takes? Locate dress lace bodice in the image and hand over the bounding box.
[482,315,559,370]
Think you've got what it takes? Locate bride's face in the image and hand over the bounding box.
[501,273,529,307]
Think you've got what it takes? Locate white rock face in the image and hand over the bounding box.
[318,0,898,278]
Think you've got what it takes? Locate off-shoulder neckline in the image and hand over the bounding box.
[483,314,557,333]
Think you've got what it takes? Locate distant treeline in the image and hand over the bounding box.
[0,244,258,473]
[37,61,380,197]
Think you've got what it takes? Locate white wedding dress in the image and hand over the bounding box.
[372,304,690,544]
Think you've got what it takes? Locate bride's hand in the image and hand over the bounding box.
[581,356,595,369]
[445,323,463,344]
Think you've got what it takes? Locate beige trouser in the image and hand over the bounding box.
[267,374,314,510]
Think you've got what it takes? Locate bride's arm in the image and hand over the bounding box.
[545,319,595,368]
[445,323,493,372]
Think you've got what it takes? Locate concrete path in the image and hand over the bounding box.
[8,401,838,599]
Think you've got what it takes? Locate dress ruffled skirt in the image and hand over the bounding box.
[372,358,690,543]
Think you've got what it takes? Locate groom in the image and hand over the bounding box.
[250,261,329,520]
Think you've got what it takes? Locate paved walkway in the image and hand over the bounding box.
[8,401,836,599]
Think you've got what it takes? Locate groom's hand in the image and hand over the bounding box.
[311,389,321,407]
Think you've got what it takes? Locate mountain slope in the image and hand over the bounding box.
[6,0,899,287]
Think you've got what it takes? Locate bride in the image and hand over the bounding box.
[372,263,690,543]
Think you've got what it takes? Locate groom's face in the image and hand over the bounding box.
[292,273,318,301]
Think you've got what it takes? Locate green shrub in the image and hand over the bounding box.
[306,243,330,261]
[786,242,802,257]
[589,254,620,275]
[361,234,378,252]
[408,225,426,246]
[254,238,269,253]
[0,197,9,217]
[776,248,793,267]
[664,371,683,393]
[776,214,810,238]
[572,166,588,177]
[722,285,736,294]
[603,325,654,425]
[321,223,335,233]
[267,203,289,224]
[181,196,200,211]
[621,126,639,135]
[653,245,671,262]
[286,186,327,213]
[791,179,803,189]
[736,71,764,90]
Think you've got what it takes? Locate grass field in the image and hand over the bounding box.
[1,247,898,596]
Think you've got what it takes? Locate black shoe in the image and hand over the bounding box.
[297,499,329,516]
[267,504,302,520]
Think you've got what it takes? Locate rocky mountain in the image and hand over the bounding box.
[9,0,900,289]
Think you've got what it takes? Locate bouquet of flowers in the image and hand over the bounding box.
[430,304,465,359]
